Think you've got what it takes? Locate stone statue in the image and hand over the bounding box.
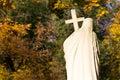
[63,9,100,80]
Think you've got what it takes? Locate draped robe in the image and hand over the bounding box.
[63,18,100,80]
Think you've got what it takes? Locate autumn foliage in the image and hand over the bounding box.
[0,0,120,80]
[100,9,120,79]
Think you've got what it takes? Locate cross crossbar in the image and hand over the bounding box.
[65,9,84,31]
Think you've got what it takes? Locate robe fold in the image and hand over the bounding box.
[63,18,100,80]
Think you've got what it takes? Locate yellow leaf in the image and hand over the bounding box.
[11,4,16,9]
[91,0,99,3]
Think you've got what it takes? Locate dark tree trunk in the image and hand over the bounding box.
[4,55,15,72]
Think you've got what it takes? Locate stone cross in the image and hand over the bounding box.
[65,9,84,31]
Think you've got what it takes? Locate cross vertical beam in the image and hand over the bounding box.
[65,9,84,31]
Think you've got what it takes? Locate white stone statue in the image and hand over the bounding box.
[63,9,100,80]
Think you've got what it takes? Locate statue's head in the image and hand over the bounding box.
[82,18,93,31]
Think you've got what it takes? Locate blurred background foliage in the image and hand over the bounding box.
[0,0,120,80]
